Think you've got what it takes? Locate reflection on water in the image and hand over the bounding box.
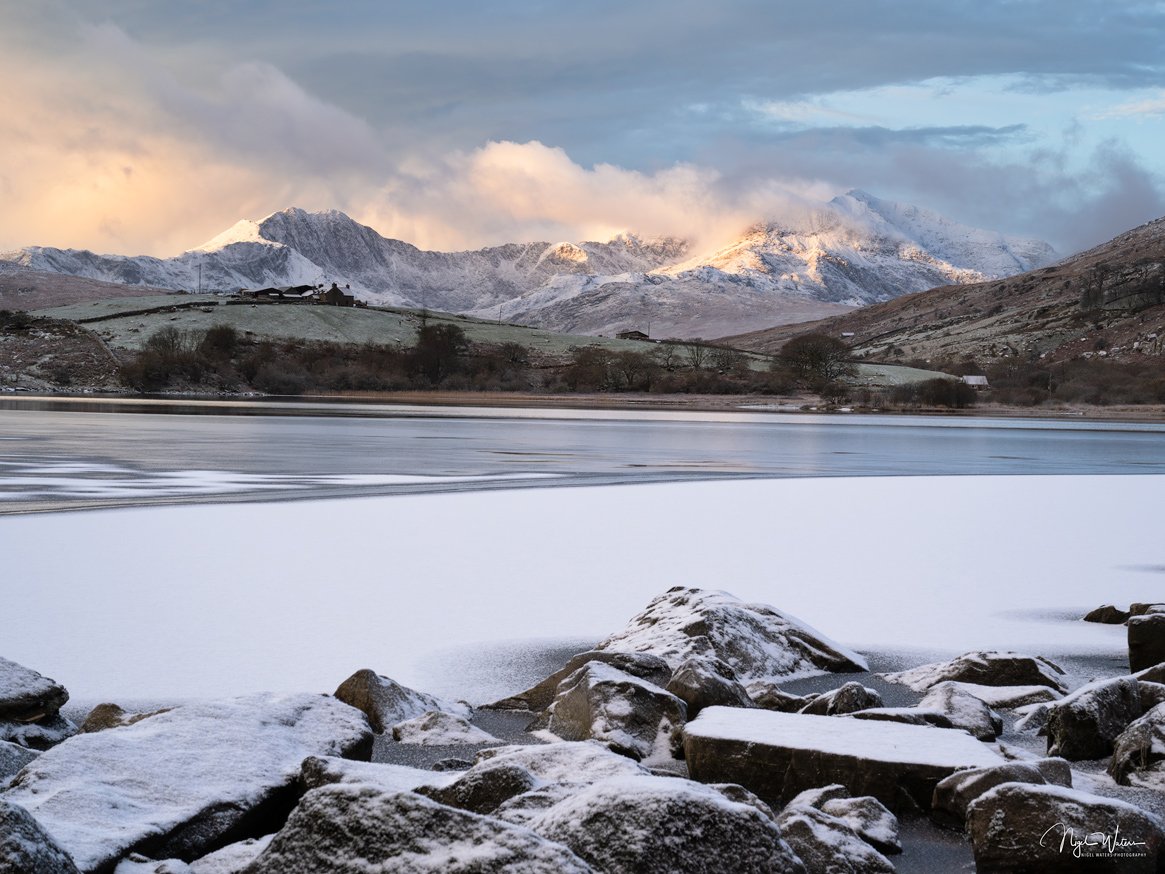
[2,397,1165,514]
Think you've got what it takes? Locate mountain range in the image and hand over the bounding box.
[1,191,1056,338]
[721,214,1165,366]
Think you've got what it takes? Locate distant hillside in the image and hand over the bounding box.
[0,267,177,312]
[720,215,1165,367]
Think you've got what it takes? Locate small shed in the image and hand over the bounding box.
[616,330,650,341]
[961,375,989,389]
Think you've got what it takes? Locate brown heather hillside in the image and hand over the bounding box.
[0,268,177,311]
[720,216,1165,367]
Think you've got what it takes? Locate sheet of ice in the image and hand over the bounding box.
[686,706,1003,769]
[0,475,1159,703]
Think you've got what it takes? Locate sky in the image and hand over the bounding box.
[2,1,1163,258]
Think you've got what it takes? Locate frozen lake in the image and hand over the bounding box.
[1,400,1162,704]
[3,398,1165,513]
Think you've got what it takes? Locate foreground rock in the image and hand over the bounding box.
[1109,702,1165,789]
[0,798,80,874]
[798,682,882,717]
[333,669,469,734]
[527,775,806,874]
[1045,676,1141,760]
[79,704,171,734]
[0,656,75,750]
[391,711,501,746]
[490,651,672,712]
[777,803,895,874]
[243,785,592,873]
[592,587,868,681]
[0,739,38,783]
[967,783,1165,872]
[1130,614,1165,672]
[545,662,686,761]
[1,693,373,872]
[917,682,1002,740]
[883,651,1068,694]
[1085,604,1133,624]
[930,758,1071,827]
[684,705,1002,810]
[664,656,754,718]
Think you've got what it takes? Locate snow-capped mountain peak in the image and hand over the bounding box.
[0,196,1057,338]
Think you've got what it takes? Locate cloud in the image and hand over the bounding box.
[1092,90,1165,119]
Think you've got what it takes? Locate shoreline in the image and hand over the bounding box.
[3,388,1165,424]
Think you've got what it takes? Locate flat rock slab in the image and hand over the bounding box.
[1,693,372,873]
[684,706,1002,810]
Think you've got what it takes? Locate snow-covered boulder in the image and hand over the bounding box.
[1109,702,1165,789]
[918,682,1003,741]
[684,706,1002,810]
[882,651,1068,694]
[781,785,901,855]
[663,656,753,718]
[798,682,882,717]
[299,755,456,794]
[545,662,686,761]
[391,711,501,746]
[244,785,592,873]
[930,758,1071,827]
[333,669,469,734]
[188,836,272,873]
[776,804,895,873]
[937,682,1061,709]
[1045,676,1141,760]
[847,707,956,730]
[474,741,650,783]
[966,783,1165,873]
[745,681,816,713]
[527,775,806,874]
[1,693,373,872]
[0,739,37,784]
[593,587,867,682]
[418,761,540,815]
[1130,614,1165,672]
[0,656,75,750]
[490,651,672,713]
[0,798,79,874]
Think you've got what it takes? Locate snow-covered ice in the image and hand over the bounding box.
[0,475,1159,702]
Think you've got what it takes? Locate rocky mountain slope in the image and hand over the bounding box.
[1,193,1055,338]
[720,215,1165,366]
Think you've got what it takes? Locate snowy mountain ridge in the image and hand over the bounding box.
[0,193,1056,338]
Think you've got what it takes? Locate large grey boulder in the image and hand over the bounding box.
[242,785,592,873]
[781,785,901,855]
[1084,604,1132,624]
[0,656,75,750]
[0,798,79,874]
[592,587,868,681]
[930,758,1071,827]
[918,682,1003,741]
[798,682,882,717]
[745,681,816,713]
[545,662,686,761]
[664,656,754,718]
[1109,702,1165,789]
[333,669,469,734]
[0,739,38,784]
[966,783,1165,873]
[489,651,672,712]
[882,651,1068,693]
[2,693,373,872]
[776,804,895,873]
[418,761,540,815]
[684,706,1002,810]
[1045,676,1142,760]
[526,774,806,874]
[1130,614,1165,672]
[391,711,501,746]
